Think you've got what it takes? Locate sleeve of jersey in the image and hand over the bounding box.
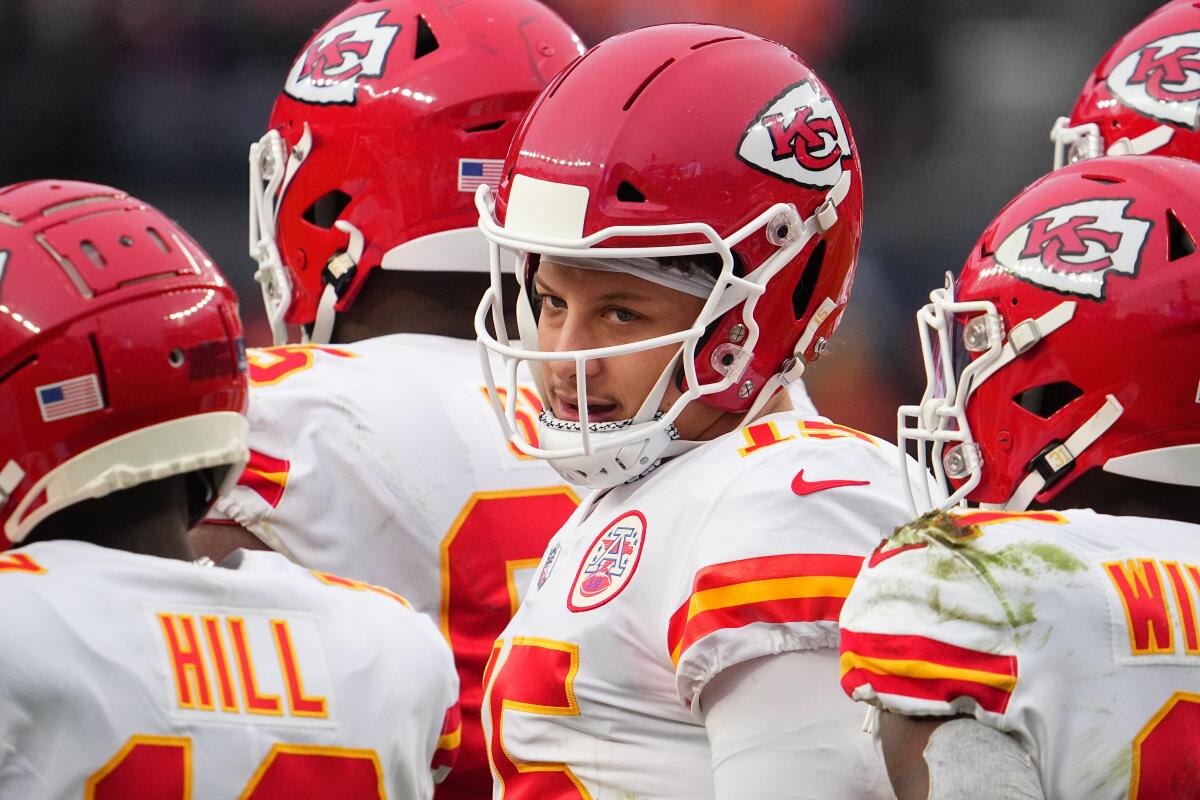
[208,379,401,568]
[838,531,1019,724]
[670,443,910,710]
[431,701,462,784]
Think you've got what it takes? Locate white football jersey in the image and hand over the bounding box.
[208,334,581,799]
[839,508,1200,800]
[481,411,926,799]
[0,540,458,800]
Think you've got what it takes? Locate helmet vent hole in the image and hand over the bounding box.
[546,52,588,101]
[791,240,826,321]
[87,333,110,407]
[118,236,134,247]
[1167,209,1196,261]
[464,120,505,133]
[1014,381,1083,419]
[80,241,106,268]
[415,15,439,59]
[302,190,352,229]
[624,58,675,111]
[690,35,744,50]
[168,348,186,368]
[1081,174,1121,185]
[616,181,646,203]
[146,227,171,254]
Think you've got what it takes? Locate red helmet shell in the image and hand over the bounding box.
[267,0,584,327]
[0,180,247,546]
[955,155,1200,505]
[495,24,864,412]
[1066,0,1200,160]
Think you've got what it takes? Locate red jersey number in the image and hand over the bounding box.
[1131,692,1200,798]
[87,737,385,798]
[437,488,579,799]
[483,638,591,799]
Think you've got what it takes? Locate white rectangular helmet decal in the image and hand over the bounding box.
[505,174,590,241]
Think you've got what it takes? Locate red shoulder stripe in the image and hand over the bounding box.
[839,630,1017,715]
[431,702,462,772]
[667,553,863,666]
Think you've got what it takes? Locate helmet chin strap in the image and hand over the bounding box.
[1107,125,1174,157]
[535,348,702,489]
[308,286,339,345]
[306,220,364,345]
[0,460,26,513]
[1005,393,1124,511]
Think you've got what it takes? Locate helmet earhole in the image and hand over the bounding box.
[791,240,826,321]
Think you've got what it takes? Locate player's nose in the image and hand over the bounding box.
[547,317,603,380]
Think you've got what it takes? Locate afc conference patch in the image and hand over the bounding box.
[568,510,646,612]
[36,374,104,422]
[458,158,504,193]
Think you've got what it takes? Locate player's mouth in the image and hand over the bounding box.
[552,393,620,423]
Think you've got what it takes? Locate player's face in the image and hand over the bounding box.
[533,259,706,427]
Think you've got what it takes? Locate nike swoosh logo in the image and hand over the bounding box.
[867,539,928,568]
[791,469,871,496]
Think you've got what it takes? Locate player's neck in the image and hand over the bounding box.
[686,386,794,442]
[1036,470,1199,524]
[328,270,501,343]
[24,476,196,561]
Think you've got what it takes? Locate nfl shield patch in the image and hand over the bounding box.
[568,510,646,612]
[537,542,561,590]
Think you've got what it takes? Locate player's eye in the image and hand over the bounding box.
[604,306,640,324]
[533,292,565,312]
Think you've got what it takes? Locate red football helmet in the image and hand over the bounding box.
[1052,0,1200,168]
[476,23,863,487]
[900,156,1200,514]
[249,0,585,344]
[0,180,248,547]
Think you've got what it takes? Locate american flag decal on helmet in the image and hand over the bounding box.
[458,158,504,193]
[36,374,104,422]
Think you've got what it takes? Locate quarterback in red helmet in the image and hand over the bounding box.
[0,180,458,798]
[474,23,929,797]
[1052,0,1200,167]
[189,1,591,795]
[841,156,1200,799]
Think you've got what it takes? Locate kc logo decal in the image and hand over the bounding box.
[284,11,401,105]
[1108,31,1200,129]
[994,199,1152,299]
[737,79,851,189]
[567,511,646,612]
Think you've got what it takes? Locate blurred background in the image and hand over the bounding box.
[0,0,1160,438]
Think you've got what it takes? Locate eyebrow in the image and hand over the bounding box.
[595,289,653,302]
[532,276,653,304]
